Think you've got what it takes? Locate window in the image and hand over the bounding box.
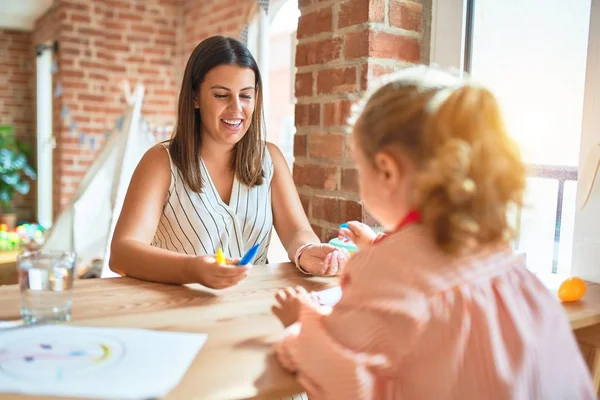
[267,0,299,261]
[431,0,598,277]
[267,0,299,168]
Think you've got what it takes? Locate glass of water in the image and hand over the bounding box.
[17,250,76,324]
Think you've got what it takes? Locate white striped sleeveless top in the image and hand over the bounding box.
[151,143,274,264]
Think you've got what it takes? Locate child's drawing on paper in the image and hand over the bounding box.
[0,334,125,381]
[0,325,207,400]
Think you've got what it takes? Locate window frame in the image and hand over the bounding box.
[429,0,469,72]
[573,0,600,281]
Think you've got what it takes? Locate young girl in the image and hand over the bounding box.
[271,66,595,399]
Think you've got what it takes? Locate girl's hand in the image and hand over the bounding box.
[299,244,349,276]
[185,255,249,289]
[339,221,377,250]
[272,286,319,327]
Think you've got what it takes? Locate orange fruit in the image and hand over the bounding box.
[558,277,587,302]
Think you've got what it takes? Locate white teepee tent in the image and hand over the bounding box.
[42,84,155,278]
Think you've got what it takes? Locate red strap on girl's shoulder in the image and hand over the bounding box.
[371,210,421,245]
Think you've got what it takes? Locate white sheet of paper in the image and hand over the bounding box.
[315,286,342,306]
[0,325,207,399]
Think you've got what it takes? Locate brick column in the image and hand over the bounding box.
[293,0,429,240]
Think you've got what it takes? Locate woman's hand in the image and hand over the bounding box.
[272,286,320,328]
[339,221,377,250]
[299,244,349,276]
[185,255,249,289]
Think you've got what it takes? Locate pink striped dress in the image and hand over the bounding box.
[275,224,595,399]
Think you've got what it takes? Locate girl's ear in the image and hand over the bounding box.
[193,94,199,109]
[374,151,401,184]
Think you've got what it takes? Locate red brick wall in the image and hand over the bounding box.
[0,29,35,220]
[293,0,430,240]
[180,0,255,67]
[51,0,179,209]
[0,30,33,142]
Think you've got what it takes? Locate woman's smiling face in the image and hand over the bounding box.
[196,64,257,147]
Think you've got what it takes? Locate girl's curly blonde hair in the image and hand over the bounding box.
[351,66,526,255]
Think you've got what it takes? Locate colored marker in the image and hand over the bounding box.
[238,244,260,266]
[216,248,225,265]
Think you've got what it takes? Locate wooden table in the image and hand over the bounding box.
[0,263,336,400]
[534,273,600,330]
[0,250,19,286]
[1,265,600,399]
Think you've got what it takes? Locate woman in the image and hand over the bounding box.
[109,36,348,289]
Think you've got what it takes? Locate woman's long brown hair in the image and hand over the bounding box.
[170,36,265,192]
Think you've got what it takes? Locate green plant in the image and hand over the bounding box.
[0,125,36,213]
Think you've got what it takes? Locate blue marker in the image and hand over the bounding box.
[238,244,260,266]
[339,223,349,240]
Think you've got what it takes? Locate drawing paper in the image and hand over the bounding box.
[0,325,207,399]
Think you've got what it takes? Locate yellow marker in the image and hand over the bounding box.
[216,248,225,265]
